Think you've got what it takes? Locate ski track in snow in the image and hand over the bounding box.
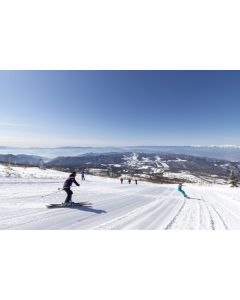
[201,200,216,230]
[94,190,178,230]
[164,199,186,230]
[1,168,240,229]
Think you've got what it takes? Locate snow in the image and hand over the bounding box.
[154,156,170,169]
[142,157,151,163]
[151,168,163,174]
[121,154,171,172]
[122,153,139,166]
[1,164,240,230]
[139,165,151,169]
[163,171,199,182]
[0,164,66,181]
[166,158,187,162]
[209,144,240,148]
[160,162,170,169]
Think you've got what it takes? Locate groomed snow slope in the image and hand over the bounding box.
[1,165,240,230]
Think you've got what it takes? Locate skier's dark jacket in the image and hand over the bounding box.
[63,175,80,189]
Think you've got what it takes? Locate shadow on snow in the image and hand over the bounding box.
[65,206,107,214]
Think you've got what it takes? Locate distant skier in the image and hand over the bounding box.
[128,178,132,184]
[63,172,80,204]
[135,178,138,185]
[81,170,86,181]
[178,183,188,198]
[120,177,124,184]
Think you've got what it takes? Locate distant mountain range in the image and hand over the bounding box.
[0,154,43,165]
[1,145,240,160]
[46,152,240,179]
[1,151,239,183]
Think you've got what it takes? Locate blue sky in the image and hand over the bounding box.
[0,71,240,147]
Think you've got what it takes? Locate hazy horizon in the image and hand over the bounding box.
[1,144,240,149]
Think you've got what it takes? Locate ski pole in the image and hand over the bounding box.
[41,185,81,199]
[41,188,63,199]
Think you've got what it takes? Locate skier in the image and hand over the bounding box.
[135,178,138,185]
[128,178,132,184]
[178,183,188,198]
[63,172,80,204]
[120,177,124,184]
[81,170,86,181]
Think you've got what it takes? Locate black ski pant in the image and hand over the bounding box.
[64,188,73,203]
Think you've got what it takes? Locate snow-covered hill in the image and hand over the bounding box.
[1,164,240,230]
[0,164,66,182]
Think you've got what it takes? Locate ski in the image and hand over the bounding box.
[47,202,92,209]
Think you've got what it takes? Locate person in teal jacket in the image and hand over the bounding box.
[178,183,188,198]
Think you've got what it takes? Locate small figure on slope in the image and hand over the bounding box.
[120,177,124,184]
[81,170,86,181]
[63,172,80,204]
[128,178,132,184]
[178,183,189,198]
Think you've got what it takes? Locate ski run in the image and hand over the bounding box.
[1,165,240,230]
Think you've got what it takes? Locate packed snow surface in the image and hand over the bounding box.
[1,165,240,230]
